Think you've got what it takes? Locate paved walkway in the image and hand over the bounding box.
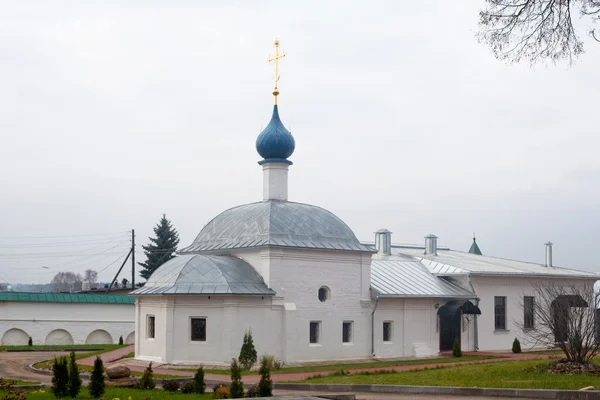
[77,347,555,385]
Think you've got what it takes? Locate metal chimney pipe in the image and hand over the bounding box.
[545,242,553,268]
[424,234,438,256]
[375,229,392,256]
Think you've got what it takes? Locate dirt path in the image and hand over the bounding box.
[0,351,73,384]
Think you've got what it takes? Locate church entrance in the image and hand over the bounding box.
[438,300,481,351]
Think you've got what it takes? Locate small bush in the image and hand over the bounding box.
[193,365,206,394]
[239,329,258,371]
[52,356,69,398]
[512,337,522,353]
[452,337,462,357]
[162,380,180,392]
[257,355,272,397]
[67,351,81,398]
[245,384,259,398]
[181,381,196,394]
[118,336,123,345]
[213,384,230,399]
[139,362,155,390]
[0,378,14,391]
[229,358,244,398]
[87,356,105,398]
[262,354,285,370]
[28,337,32,347]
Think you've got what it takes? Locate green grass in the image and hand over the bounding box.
[296,359,600,390]
[12,388,211,400]
[195,355,498,376]
[32,345,126,370]
[4,379,40,386]
[122,352,135,359]
[0,344,124,352]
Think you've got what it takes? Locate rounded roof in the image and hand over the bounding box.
[131,254,274,296]
[255,105,295,162]
[180,200,373,253]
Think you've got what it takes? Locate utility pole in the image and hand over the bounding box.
[131,229,135,289]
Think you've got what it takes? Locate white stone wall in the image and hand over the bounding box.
[0,301,135,345]
[470,276,594,351]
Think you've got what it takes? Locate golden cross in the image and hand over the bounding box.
[267,39,286,103]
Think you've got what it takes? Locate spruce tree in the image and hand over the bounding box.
[193,365,206,394]
[67,352,82,398]
[512,337,522,353]
[87,356,105,398]
[139,362,156,390]
[51,357,69,398]
[257,355,273,397]
[238,329,258,370]
[138,214,180,280]
[229,358,244,398]
[452,337,462,357]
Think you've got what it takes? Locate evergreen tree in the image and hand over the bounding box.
[118,336,123,345]
[139,362,156,390]
[51,357,69,398]
[512,338,522,354]
[28,337,32,346]
[238,329,258,370]
[87,356,105,398]
[138,214,180,280]
[193,365,206,394]
[452,337,462,357]
[257,355,273,397]
[67,352,81,398]
[229,358,244,398]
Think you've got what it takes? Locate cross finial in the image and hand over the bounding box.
[267,39,286,104]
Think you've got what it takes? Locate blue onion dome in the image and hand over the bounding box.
[256,105,295,164]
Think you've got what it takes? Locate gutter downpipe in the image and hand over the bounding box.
[371,296,380,356]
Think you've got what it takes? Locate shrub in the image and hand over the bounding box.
[139,362,155,390]
[245,384,259,398]
[0,378,14,391]
[238,329,257,370]
[52,356,69,398]
[118,336,123,345]
[512,337,522,353]
[212,384,230,399]
[261,354,284,371]
[181,381,196,394]
[193,365,206,394]
[229,358,244,398]
[162,380,180,392]
[87,356,105,398]
[28,337,32,347]
[67,352,81,398]
[452,337,462,357]
[257,355,272,397]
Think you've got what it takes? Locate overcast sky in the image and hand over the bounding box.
[1,1,599,285]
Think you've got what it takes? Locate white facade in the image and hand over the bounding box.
[0,301,135,346]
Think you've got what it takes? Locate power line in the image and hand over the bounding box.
[0,231,130,240]
[0,236,130,249]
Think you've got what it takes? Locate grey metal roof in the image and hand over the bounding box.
[392,246,599,279]
[180,200,372,253]
[370,255,476,299]
[131,254,275,296]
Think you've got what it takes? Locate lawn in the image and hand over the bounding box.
[296,359,600,390]
[4,379,40,386]
[197,355,498,376]
[11,388,211,400]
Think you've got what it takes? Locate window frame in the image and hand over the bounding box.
[383,321,393,342]
[318,287,330,302]
[342,321,353,344]
[147,315,155,339]
[190,317,207,342]
[494,296,507,330]
[523,296,535,329]
[309,321,321,344]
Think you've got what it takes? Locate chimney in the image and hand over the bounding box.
[545,242,553,268]
[375,229,392,256]
[424,234,438,256]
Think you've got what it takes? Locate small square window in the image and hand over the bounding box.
[342,321,353,343]
[147,315,155,339]
[191,318,206,341]
[383,321,392,342]
[310,321,320,344]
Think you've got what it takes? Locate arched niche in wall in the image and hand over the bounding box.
[125,332,135,344]
[45,329,74,345]
[85,329,113,345]
[1,328,29,346]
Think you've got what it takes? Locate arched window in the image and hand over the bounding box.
[318,286,329,302]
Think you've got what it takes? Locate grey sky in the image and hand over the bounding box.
[1,1,599,284]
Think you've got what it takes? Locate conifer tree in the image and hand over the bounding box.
[51,356,69,398]
[452,337,462,357]
[238,329,258,370]
[139,362,156,390]
[87,356,105,398]
[257,355,273,397]
[512,337,522,354]
[229,358,244,398]
[67,352,82,398]
[138,214,180,280]
[193,365,206,394]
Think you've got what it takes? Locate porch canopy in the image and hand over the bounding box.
[438,300,482,316]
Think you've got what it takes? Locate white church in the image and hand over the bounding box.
[131,42,598,365]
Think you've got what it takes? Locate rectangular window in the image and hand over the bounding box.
[309,321,320,344]
[191,318,207,341]
[494,296,507,330]
[524,296,534,329]
[147,315,155,339]
[342,321,353,343]
[383,321,392,342]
